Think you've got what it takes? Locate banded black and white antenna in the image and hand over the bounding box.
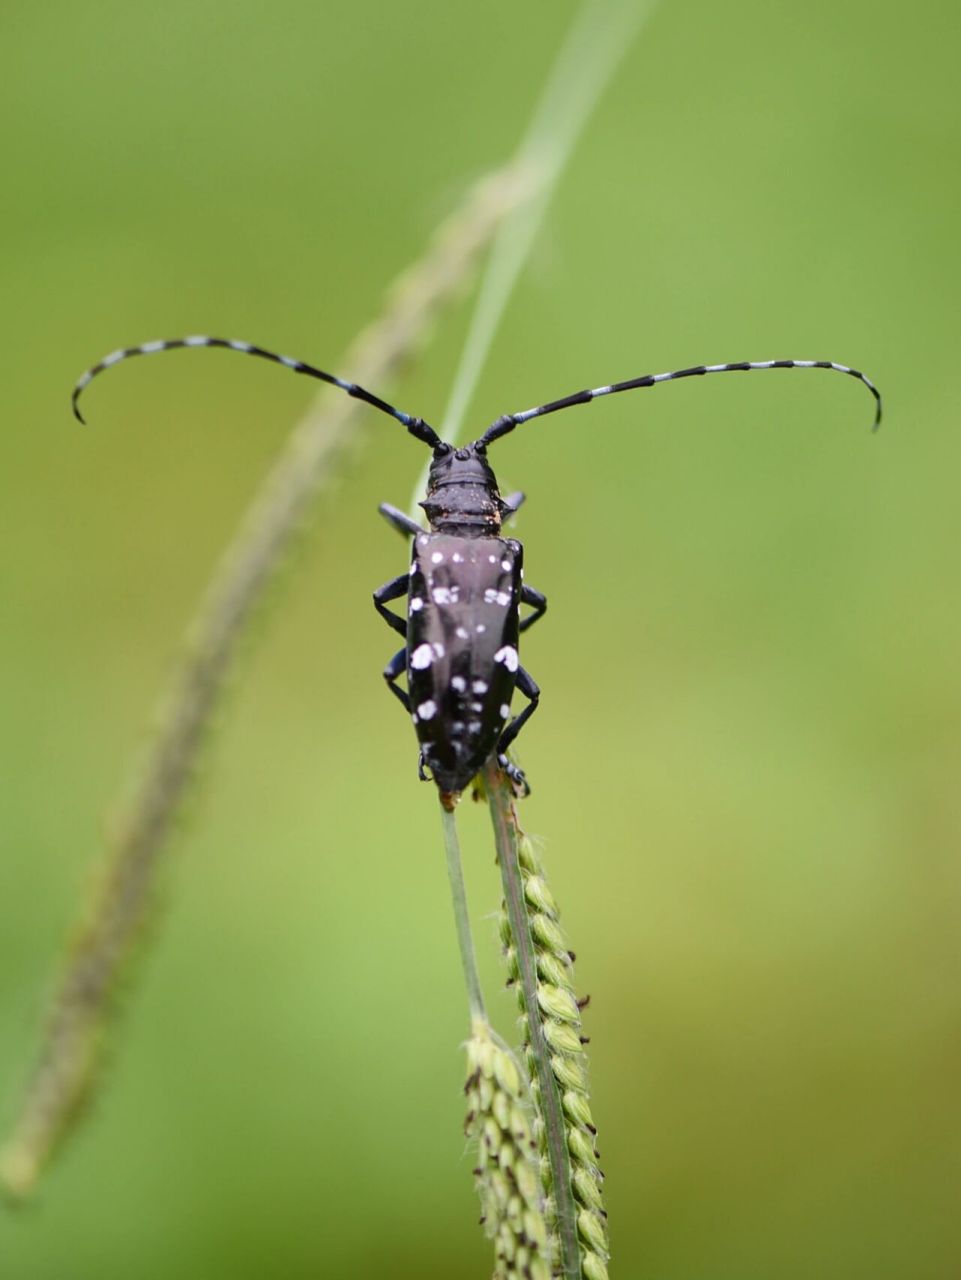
[478,358,882,447]
[71,335,443,449]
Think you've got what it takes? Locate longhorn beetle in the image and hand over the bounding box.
[72,339,882,809]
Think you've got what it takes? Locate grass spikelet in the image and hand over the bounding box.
[485,760,607,1280]
[465,1018,552,1280]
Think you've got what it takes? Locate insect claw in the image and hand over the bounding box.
[498,755,530,798]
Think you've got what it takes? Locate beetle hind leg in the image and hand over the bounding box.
[497,754,531,798]
[496,665,540,797]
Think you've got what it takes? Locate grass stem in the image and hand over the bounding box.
[440,804,486,1023]
[485,762,582,1279]
[485,761,608,1280]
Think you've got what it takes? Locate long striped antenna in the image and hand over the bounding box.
[478,359,882,446]
[71,336,443,449]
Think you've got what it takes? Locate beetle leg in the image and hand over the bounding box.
[519,584,547,633]
[378,502,424,540]
[373,573,409,636]
[496,665,540,796]
[383,647,410,711]
[502,490,526,518]
[498,756,530,798]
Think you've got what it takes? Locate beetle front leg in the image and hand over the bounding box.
[519,584,547,633]
[502,490,526,518]
[373,573,409,636]
[496,665,540,796]
[378,502,424,540]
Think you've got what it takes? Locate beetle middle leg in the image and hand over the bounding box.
[519,584,547,633]
[383,647,410,712]
[497,665,540,796]
[373,573,409,636]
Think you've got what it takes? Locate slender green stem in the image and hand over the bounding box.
[485,761,581,1280]
[439,804,486,1022]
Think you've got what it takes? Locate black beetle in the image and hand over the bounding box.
[73,337,881,808]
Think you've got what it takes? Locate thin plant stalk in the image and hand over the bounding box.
[440,803,486,1022]
[486,760,607,1280]
[442,803,552,1278]
[0,163,534,1201]
[486,763,581,1278]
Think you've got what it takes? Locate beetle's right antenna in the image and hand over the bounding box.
[71,335,443,449]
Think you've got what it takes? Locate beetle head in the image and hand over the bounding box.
[420,442,505,533]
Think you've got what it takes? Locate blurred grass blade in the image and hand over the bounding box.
[0,162,535,1202]
[408,0,661,516]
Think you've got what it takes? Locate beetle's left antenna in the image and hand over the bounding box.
[478,358,882,446]
[71,336,442,448]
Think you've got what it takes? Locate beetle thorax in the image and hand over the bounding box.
[420,443,505,537]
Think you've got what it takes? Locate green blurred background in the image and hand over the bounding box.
[2,1,960,1275]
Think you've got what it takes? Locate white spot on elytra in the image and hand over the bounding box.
[468,720,481,733]
[432,642,445,658]
[411,644,433,669]
[431,551,444,564]
[472,680,487,694]
[418,535,428,547]
[501,560,511,572]
[476,624,486,634]
[451,676,466,693]
[494,645,518,672]
[410,597,424,611]
[417,699,437,720]
[456,626,469,640]
[488,554,497,563]
[500,704,511,719]
[470,701,483,713]
[484,588,498,604]
[433,587,452,605]
[495,591,511,607]
[452,552,464,563]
